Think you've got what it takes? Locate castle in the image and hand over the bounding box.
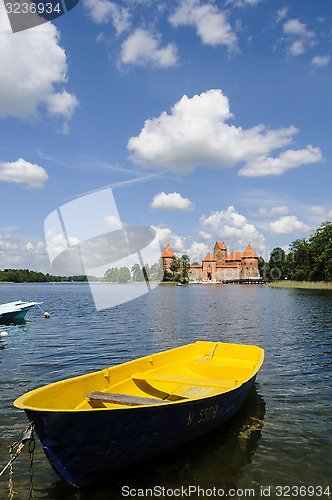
[161,241,260,281]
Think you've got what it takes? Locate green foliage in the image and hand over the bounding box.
[0,268,88,282]
[104,267,119,282]
[118,267,131,283]
[162,254,191,282]
[267,221,332,282]
[268,247,288,280]
[179,255,190,283]
[131,263,144,282]
[169,256,180,277]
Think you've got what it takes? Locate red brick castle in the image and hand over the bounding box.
[161,241,260,281]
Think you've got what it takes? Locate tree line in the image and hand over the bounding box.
[0,268,88,283]
[103,256,190,283]
[259,221,332,282]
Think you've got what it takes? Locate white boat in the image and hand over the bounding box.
[0,301,41,323]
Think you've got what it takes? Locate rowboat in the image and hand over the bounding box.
[14,341,264,488]
[0,301,41,323]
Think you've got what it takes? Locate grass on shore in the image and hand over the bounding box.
[267,280,332,290]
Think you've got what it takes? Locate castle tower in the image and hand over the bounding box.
[161,244,176,272]
[202,252,216,280]
[214,241,227,266]
[241,244,260,278]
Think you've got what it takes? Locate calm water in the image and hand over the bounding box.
[0,283,331,499]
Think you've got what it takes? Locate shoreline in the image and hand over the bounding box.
[266,280,332,290]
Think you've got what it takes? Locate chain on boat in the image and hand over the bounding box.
[0,423,35,499]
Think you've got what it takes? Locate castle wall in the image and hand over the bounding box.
[190,266,203,280]
[215,267,242,281]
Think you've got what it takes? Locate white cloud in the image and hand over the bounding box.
[200,206,266,252]
[104,215,122,229]
[128,89,321,176]
[250,206,289,218]
[0,158,48,188]
[238,145,322,177]
[289,40,305,57]
[83,0,131,33]
[0,5,77,125]
[307,206,332,220]
[311,55,331,67]
[0,233,50,271]
[276,7,289,23]
[227,0,263,6]
[46,91,79,121]
[150,192,195,211]
[186,241,209,262]
[151,225,186,253]
[268,215,310,235]
[283,18,316,57]
[197,230,212,241]
[169,0,238,50]
[283,19,315,38]
[121,29,178,67]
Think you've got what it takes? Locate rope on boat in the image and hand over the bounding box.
[36,303,50,318]
[195,342,220,362]
[0,423,35,499]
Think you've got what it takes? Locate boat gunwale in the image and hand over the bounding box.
[14,342,264,413]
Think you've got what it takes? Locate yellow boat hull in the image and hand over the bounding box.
[14,341,264,487]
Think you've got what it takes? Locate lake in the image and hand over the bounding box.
[0,282,331,499]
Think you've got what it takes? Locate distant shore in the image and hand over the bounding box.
[267,280,332,290]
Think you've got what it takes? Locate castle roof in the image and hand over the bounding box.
[161,244,175,258]
[242,244,258,258]
[227,251,242,261]
[215,241,227,250]
[203,252,216,262]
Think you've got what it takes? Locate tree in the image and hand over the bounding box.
[268,247,288,280]
[169,256,180,278]
[288,238,311,281]
[179,255,190,283]
[104,267,118,282]
[131,263,144,282]
[117,267,131,283]
[309,221,332,281]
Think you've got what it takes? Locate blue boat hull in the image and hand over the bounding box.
[0,306,33,324]
[25,376,256,488]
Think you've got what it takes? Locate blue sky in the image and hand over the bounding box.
[0,0,332,273]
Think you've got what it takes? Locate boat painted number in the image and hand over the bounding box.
[188,405,218,425]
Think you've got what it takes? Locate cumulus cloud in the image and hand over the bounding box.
[121,28,178,67]
[0,6,77,126]
[169,0,238,50]
[283,18,316,57]
[151,225,186,253]
[104,215,122,229]
[307,206,332,220]
[186,241,209,262]
[199,206,266,252]
[0,233,49,271]
[0,158,48,188]
[250,206,289,218]
[128,89,321,176]
[46,91,79,121]
[83,0,131,33]
[197,230,212,241]
[150,192,195,211]
[238,145,322,177]
[268,215,310,235]
[311,55,331,67]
